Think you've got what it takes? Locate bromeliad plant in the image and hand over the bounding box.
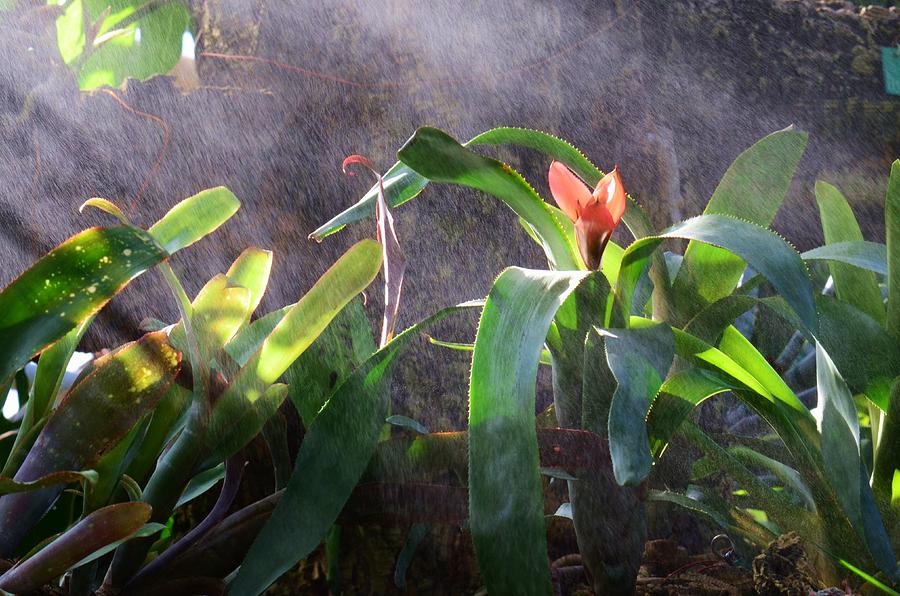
[311,126,900,594]
[0,186,387,594]
[655,161,900,593]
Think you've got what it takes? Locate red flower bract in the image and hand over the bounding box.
[548,161,626,270]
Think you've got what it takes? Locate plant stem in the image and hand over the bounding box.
[102,427,202,591]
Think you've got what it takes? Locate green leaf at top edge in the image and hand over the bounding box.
[670,128,808,323]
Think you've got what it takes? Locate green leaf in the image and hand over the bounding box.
[670,127,808,322]
[814,181,885,325]
[717,326,805,413]
[168,274,252,362]
[79,197,132,225]
[679,422,814,531]
[802,241,887,276]
[469,267,589,595]
[727,446,816,511]
[0,332,180,557]
[816,343,899,581]
[225,248,273,324]
[148,187,240,255]
[884,160,900,341]
[311,126,674,318]
[396,127,580,270]
[75,3,192,90]
[648,489,775,548]
[0,226,166,383]
[647,368,737,458]
[617,215,817,335]
[309,162,429,240]
[0,502,152,594]
[284,297,376,427]
[2,318,95,479]
[202,240,382,465]
[636,319,815,462]
[31,318,92,422]
[548,272,610,431]
[125,385,190,484]
[231,302,473,596]
[386,415,429,435]
[68,522,165,570]
[54,0,86,64]
[202,383,288,468]
[465,127,658,240]
[814,297,900,402]
[685,292,899,407]
[176,463,225,509]
[605,323,674,485]
[838,559,900,596]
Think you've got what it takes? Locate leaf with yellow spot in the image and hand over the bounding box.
[0,226,167,383]
[0,331,181,558]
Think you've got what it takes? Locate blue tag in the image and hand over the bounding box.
[883,47,900,96]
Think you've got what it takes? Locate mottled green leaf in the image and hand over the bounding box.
[0,332,180,557]
[0,226,166,383]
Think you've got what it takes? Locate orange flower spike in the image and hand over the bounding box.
[548,161,626,270]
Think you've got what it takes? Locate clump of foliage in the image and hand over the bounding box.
[313,126,900,594]
[2,125,899,596]
[0,186,390,594]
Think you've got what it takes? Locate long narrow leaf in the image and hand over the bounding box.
[815,182,884,324]
[816,343,899,581]
[0,503,152,594]
[802,241,887,276]
[396,127,581,270]
[886,160,900,340]
[231,302,475,595]
[670,128,807,322]
[469,267,589,595]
